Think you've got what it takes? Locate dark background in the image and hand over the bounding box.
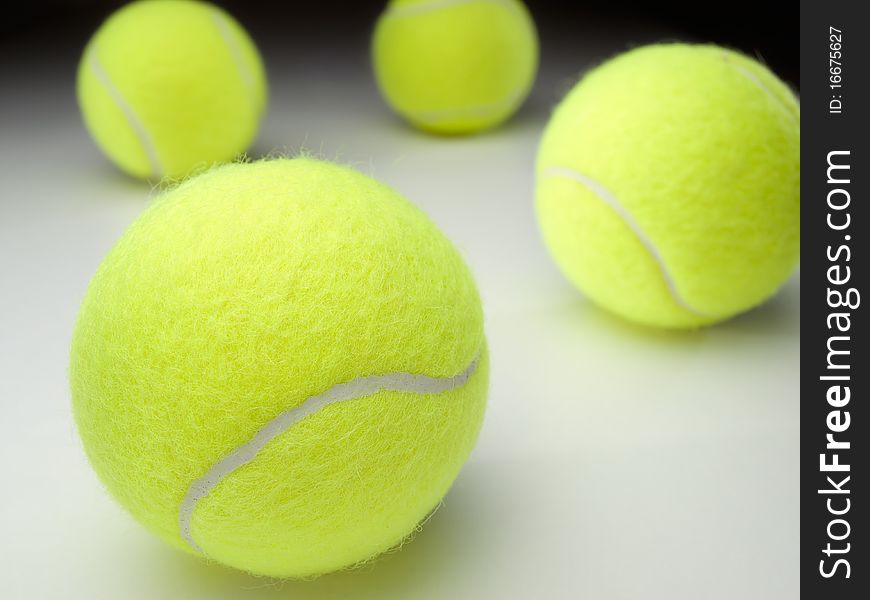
[0,1,799,88]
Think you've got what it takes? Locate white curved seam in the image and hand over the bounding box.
[178,354,481,552]
[384,0,519,18]
[407,89,524,125]
[210,10,255,97]
[544,166,708,316]
[88,48,162,177]
[721,54,799,126]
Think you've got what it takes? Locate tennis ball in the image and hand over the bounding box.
[70,158,488,578]
[77,0,267,180]
[372,0,538,134]
[536,44,800,329]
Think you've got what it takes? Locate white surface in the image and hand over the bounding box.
[0,37,798,600]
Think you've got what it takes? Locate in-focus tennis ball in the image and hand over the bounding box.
[70,158,488,578]
[536,44,800,329]
[77,0,267,180]
[372,0,538,134]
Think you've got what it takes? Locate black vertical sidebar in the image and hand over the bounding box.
[802,1,868,597]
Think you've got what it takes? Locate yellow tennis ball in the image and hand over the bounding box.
[69,158,488,578]
[536,44,800,329]
[77,0,267,180]
[372,0,538,134]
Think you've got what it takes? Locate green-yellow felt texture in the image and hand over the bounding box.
[372,0,538,134]
[70,158,488,578]
[76,0,267,180]
[536,44,801,329]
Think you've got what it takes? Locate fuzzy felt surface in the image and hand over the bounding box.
[372,0,538,133]
[70,158,488,578]
[76,0,267,180]
[536,44,800,329]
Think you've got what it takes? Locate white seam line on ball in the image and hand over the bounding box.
[178,353,481,553]
[88,47,163,178]
[210,10,255,96]
[384,0,520,19]
[721,54,799,126]
[544,166,708,317]
[408,89,525,125]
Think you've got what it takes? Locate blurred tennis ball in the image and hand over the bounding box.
[372,0,538,134]
[77,0,267,180]
[536,44,800,328]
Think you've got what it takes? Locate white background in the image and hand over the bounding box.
[0,18,799,600]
